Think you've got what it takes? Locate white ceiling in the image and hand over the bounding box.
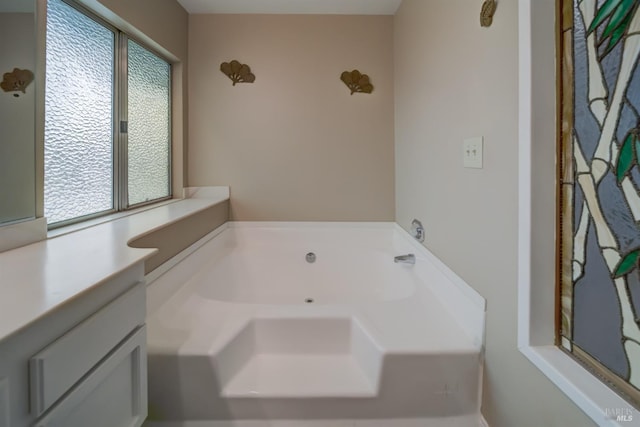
[177,0,403,15]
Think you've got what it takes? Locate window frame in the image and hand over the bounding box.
[45,0,172,229]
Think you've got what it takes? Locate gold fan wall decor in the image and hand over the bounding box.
[340,70,373,95]
[1,68,34,97]
[220,60,255,86]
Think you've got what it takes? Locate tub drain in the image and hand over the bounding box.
[305,298,314,304]
[305,252,316,263]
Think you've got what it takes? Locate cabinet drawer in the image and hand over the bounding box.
[34,326,147,427]
[30,283,145,415]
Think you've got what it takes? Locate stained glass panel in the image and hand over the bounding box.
[559,0,640,405]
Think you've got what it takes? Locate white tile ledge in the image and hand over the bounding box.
[0,187,229,343]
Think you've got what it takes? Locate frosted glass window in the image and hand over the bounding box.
[44,0,172,227]
[44,0,115,224]
[127,40,170,206]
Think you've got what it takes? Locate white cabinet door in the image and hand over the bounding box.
[30,283,145,416]
[34,326,147,427]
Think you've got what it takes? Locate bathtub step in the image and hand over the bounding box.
[221,354,378,398]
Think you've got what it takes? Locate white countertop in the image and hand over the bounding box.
[0,187,229,342]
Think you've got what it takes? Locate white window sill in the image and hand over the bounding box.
[519,345,638,426]
[48,186,229,239]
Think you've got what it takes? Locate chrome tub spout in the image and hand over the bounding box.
[394,254,415,264]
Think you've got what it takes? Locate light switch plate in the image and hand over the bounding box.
[463,137,483,169]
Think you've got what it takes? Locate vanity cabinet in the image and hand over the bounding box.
[0,263,147,427]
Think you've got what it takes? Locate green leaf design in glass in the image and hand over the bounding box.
[601,0,635,39]
[589,0,624,33]
[588,0,638,55]
[606,12,634,53]
[616,132,636,183]
[614,248,640,278]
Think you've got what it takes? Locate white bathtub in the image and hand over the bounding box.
[145,222,485,426]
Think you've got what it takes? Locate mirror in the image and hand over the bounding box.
[0,0,36,225]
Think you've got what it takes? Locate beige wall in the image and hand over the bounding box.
[394,1,595,426]
[188,14,395,221]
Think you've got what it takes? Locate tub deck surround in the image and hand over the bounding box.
[0,186,229,343]
[145,222,486,422]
